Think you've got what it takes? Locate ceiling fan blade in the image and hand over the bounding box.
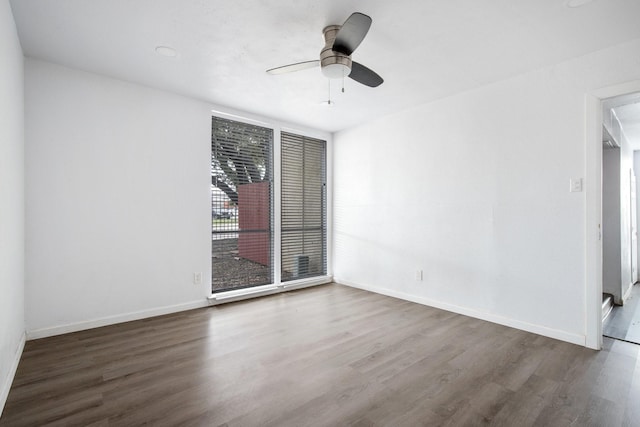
[349,61,383,87]
[266,60,320,75]
[332,12,372,55]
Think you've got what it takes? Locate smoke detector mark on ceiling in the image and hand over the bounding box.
[155,46,177,57]
[565,0,596,8]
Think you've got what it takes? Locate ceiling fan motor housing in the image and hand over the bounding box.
[266,13,382,88]
[320,25,352,79]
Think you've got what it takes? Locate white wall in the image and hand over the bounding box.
[603,148,621,301]
[0,0,25,415]
[333,38,640,346]
[619,131,634,301]
[25,59,212,337]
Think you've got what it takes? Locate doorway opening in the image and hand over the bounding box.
[601,91,640,346]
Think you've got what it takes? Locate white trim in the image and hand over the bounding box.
[280,276,333,290]
[336,279,586,346]
[0,332,25,417]
[585,80,640,350]
[210,108,274,129]
[210,106,332,143]
[585,93,603,350]
[208,276,333,305]
[209,287,281,305]
[26,300,209,340]
[273,127,282,285]
[326,135,334,278]
[210,283,279,299]
[622,281,635,302]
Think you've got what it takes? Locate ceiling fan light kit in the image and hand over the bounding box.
[267,12,383,88]
[320,25,352,79]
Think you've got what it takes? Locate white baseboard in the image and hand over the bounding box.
[1,331,25,417]
[622,282,635,302]
[208,276,333,305]
[335,278,586,347]
[26,300,209,340]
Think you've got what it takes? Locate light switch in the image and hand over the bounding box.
[570,178,582,193]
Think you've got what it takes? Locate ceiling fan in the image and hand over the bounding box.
[266,12,383,88]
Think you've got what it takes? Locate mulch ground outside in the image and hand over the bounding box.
[212,238,293,292]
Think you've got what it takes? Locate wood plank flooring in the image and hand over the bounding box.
[604,283,640,345]
[2,283,639,426]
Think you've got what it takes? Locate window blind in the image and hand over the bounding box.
[281,132,327,281]
[211,116,273,292]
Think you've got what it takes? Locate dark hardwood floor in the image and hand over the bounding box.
[2,283,639,426]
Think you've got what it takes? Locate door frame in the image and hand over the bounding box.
[630,168,638,287]
[585,80,640,349]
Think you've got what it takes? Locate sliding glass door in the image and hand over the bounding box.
[281,132,327,281]
[211,116,327,293]
[211,117,273,292]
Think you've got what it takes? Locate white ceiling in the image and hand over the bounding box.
[9,0,640,133]
[604,92,640,150]
[614,102,640,149]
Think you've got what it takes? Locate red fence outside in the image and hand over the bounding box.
[238,181,270,266]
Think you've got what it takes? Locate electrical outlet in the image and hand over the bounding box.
[193,272,202,285]
[415,270,423,281]
[570,178,582,192]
